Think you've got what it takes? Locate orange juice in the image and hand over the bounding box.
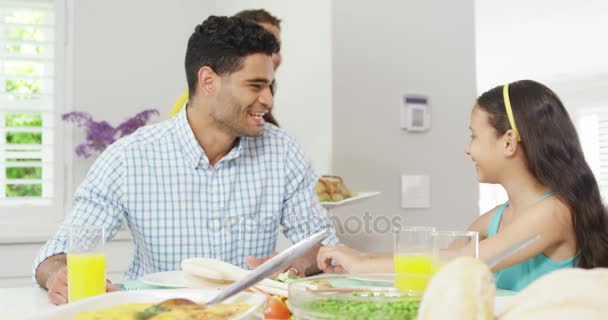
[394,254,432,292]
[67,253,106,302]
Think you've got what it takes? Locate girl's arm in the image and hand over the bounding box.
[477,198,573,272]
[317,244,393,273]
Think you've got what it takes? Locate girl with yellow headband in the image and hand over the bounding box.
[316,80,608,291]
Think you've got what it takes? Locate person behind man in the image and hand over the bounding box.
[34,15,337,305]
[169,9,282,126]
[235,9,282,77]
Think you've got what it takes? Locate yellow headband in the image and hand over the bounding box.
[503,83,521,142]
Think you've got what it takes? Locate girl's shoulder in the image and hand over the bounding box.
[531,194,573,228]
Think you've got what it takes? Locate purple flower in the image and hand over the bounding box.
[63,109,159,158]
[115,109,160,137]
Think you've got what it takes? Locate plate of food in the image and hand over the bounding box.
[30,289,266,320]
[315,175,380,207]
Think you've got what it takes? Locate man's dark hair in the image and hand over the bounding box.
[234,9,281,29]
[185,15,279,95]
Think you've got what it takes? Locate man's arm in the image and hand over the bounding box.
[32,141,127,304]
[279,141,339,275]
[246,140,339,276]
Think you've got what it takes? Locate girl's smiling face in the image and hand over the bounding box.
[465,104,508,183]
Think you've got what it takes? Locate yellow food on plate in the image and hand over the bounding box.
[73,301,252,320]
[315,175,356,202]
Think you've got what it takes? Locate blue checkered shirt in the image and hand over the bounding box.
[33,107,338,280]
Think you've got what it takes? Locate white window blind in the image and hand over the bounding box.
[0,0,55,206]
[578,109,608,201]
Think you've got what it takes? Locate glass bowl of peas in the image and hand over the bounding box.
[288,274,425,320]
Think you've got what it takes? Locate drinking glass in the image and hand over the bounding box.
[393,226,435,293]
[430,230,479,273]
[67,225,107,302]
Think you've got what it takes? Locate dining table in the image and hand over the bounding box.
[0,280,167,319]
[0,286,56,319]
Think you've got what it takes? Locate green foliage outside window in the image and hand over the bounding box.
[6,132,42,144]
[6,113,42,126]
[6,167,41,179]
[6,43,43,55]
[6,184,42,197]
[6,158,42,162]
[7,27,43,42]
[6,79,41,94]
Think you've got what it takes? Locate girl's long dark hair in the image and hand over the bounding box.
[478,79,608,268]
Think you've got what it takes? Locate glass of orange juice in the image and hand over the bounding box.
[67,225,107,302]
[393,226,435,293]
[430,230,479,274]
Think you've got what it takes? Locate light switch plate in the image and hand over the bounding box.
[401,175,431,208]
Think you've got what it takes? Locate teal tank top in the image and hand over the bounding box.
[487,191,577,291]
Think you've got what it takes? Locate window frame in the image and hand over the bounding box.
[0,0,68,228]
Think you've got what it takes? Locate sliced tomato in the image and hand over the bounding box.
[264,296,291,319]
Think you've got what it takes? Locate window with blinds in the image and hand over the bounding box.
[0,0,56,206]
[578,109,608,201]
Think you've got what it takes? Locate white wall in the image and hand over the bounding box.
[330,0,479,252]
[67,0,333,202]
[475,0,608,93]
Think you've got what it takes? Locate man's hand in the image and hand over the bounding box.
[246,244,322,277]
[45,267,119,305]
[45,266,68,305]
[37,253,120,305]
[246,254,297,277]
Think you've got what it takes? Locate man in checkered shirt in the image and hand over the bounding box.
[34,15,338,305]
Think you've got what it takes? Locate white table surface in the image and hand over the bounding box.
[0,286,514,319]
[0,287,56,319]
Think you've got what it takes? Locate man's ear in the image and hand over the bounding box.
[197,66,219,96]
[503,130,519,157]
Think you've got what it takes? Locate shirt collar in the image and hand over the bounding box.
[174,103,244,169]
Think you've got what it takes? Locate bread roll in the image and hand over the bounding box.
[497,268,608,320]
[181,257,245,281]
[183,272,232,290]
[417,257,495,320]
[315,175,355,201]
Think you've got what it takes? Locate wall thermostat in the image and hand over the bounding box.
[400,95,431,132]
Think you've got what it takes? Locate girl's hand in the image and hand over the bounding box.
[317,244,370,274]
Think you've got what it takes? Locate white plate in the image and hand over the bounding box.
[28,289,265,320]
[139,270,187,288]
[320,191,381,208]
